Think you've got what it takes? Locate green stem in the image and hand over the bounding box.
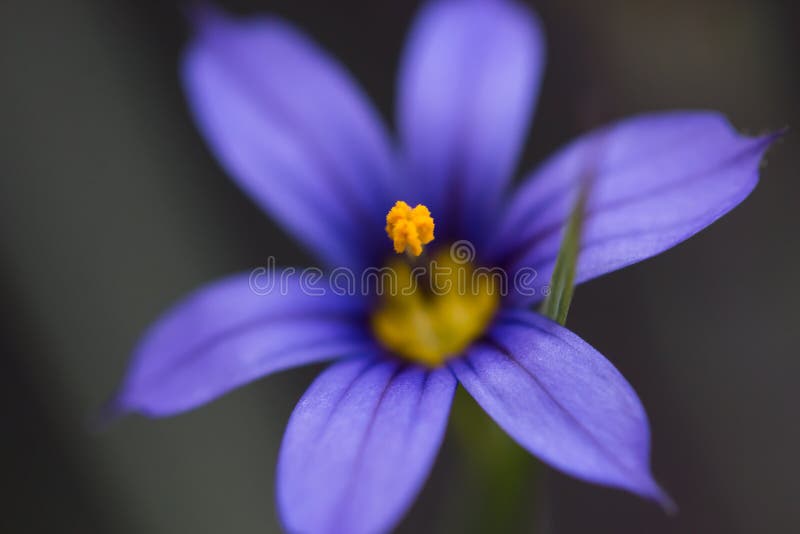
[452,388,538,533]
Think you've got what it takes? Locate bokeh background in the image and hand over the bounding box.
[1,0,798,532]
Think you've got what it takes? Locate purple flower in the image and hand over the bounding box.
[112,1,778,532]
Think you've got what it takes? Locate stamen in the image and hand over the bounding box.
[385,201,435,256]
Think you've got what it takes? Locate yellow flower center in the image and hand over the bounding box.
[372,202,499,367]
[385,200,435,256]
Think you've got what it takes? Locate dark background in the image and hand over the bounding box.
[1,0,798,532]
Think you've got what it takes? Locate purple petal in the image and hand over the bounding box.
[451,310,672,507]
[491,112,779,303]
[278,358,456,534]
[397,0,545,242]
[114,272,372,417]
[182,7,397,268]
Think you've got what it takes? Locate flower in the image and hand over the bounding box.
[111,1,778,532]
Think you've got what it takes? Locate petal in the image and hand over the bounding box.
[182,7,397,268]
[491,112,779,303]
[397,0,545,242]
[278,358,456,534]
[114,272,372,417]
[451,310,671,507]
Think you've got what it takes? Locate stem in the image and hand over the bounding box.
[452,387,539,533]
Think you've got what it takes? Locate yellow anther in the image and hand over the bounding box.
[385,201,435,256]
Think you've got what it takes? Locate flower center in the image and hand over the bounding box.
[372,202,499,367]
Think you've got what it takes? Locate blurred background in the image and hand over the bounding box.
[1,0,798,532]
